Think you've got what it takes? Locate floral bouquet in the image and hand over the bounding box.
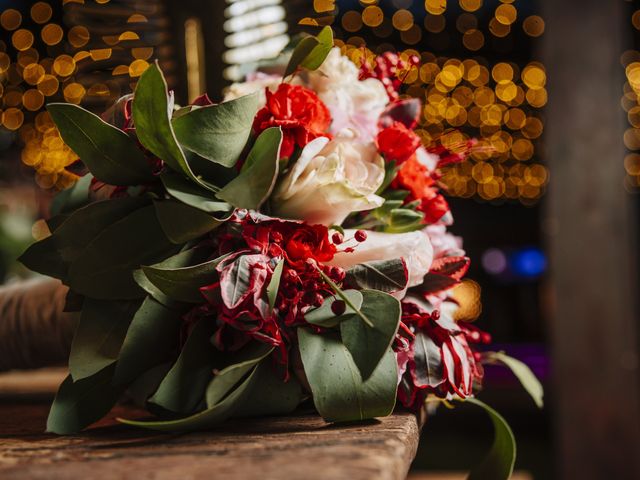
[20,27,541,476]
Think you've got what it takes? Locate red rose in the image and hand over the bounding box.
[285,224,337,264]
[376,121,422,164]
[253,84,332,158]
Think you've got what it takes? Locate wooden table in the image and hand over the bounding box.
[0,369,421,480]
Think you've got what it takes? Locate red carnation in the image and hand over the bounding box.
[417,194,450,225]
[253,84,332,158]
[377,121,422,164]
[285,224,337,264]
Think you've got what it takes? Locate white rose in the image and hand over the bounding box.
[272,130,385,226]
[307,48,389,142]
[328,229,434,288]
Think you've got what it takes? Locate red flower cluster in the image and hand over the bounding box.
[396,301,486,409]
[196,214,343,368]
[376,121,422,165]
[253,83,332,158]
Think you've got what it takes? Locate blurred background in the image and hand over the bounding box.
[0,1,638,479]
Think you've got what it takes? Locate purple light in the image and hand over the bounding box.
[482,248,508,275]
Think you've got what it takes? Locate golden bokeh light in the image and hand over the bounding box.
[22,63,45,85]
[31,2,53,24]
[12,29,34,51]
[495,4,517,25]
[63,82,87,104]
[460,0,483,13]
[53,55,76,76]
[362,5,384,27]
[68,25,90,48]
[129,59,150,77]
[425,0,447,16]
[2,107,24,130]
[392,9,414,31]
[37,74,59,96]
[23,89,45,111]
[462,29,484,51]
[523,15,545,37]
[0,9,22,31]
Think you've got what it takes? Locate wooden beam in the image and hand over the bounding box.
[542,1,640,478]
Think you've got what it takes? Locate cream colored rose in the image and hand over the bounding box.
[306,48,389,142]
[328,229,434,288]
[272,130,385,226]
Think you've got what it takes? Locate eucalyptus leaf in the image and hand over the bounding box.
[484,351,544,409]
[132,62,206,188]
[205,342,273,407]
[149,318,216,414]
[141,252,230,303]
[154,200,224,244]
[339,289,401,380]
[133,247,212,305]
[50,173,92,216]
[234,361,303,417]
[47,365,121,435]
[297,329,397,423]
[113,296,182,386]
[304,289,363,328]
[172,92,260,168]
[69,298,140,381]
[217,127,282,210]
[266,258,284,311]
[67,204,178,299]
[465,398,517,480]
[20,196,148,280]
[161,172,230,213]
[284,26,333,77]
[346,259,408,293]
[47,103,153,185]
[119,363,259,432]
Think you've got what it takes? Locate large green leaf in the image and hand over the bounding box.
[149,318,216,414]
[304,289,364,328]
[154,200,224,244]
[112,296,182,386]
[465,398,517,480]
[297,329,397,423]
[20,196,148,280]
[205,342,273,407]
[172,93,260,168]
[69,298,140,381]
[132,62,205,188]
[67,204,177,299]
[346,259,408,293]
[266,258,284,311]
[133,247,212,305]
[140,252,230,303]
[161,172,230,213]
[284,26,333,77]
[234,361,303,417]
[119,363,259,432]
[216,127,282,210]
[47,365,121,435]
[50,173,92,216]
[48,103,153,185]
[484,351,544,409]
[339,289,401,380]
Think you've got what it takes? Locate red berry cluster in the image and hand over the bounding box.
[359,52,420,100]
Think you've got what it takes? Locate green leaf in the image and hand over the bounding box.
[140,252,230,303]
[119,363,259,432]
[125,362,172,407]
[154,200,224,244]
[297,329,397,423]
[47,365,121,435]
[161,172,230,213]
[47,103,153,186]
[20,196,148,280]
[346,259,408,293]
[69,298,140,381]
[172,92,260,168]
[284,26,333,77]
[465,398,517,480]
[234,361,303,417]
[149,318,216,414]
[113,296,182,386]
[314,265,373,328]
[205,342,273,407]
[50,173,92,216]
[304,289,363,328]
[340,290,401,380]
[266,258,284,311]
[133,247,211,305]
[216,127,282,209]
[132,62,205,188]
[484,351,544,409]
[67,204,178,299]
